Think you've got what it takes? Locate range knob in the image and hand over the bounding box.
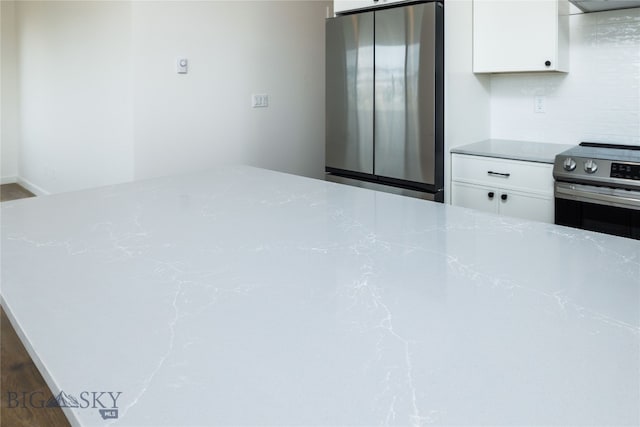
[584,159,598,174]
[563,157,577,171]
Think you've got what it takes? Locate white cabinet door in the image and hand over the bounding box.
[451,182,498,214]
[473,0,569,73]
[498,191,554,223]
[334,0,407,14]
[334,0,373,14]
[452,183,554,223]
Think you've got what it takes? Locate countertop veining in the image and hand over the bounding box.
[1,166,638,426]
[451,139,576,163]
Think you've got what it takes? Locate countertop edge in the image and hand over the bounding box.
[451,139,576,164]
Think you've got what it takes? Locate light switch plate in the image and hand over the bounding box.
[252,94,269,108]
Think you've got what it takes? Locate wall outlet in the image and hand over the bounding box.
[252,94,269,108]
[534,95,546,113]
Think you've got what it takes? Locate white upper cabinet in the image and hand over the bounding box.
[473,0,569,73]
[334,0,409,15]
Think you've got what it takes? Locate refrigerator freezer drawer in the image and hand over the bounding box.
[325,173,441,201]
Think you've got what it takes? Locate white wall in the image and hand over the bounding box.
[489,7,640,146]
[444,0,491,203]
[9,0,328,195]
[16,1,134,195]
[13,1,637,198]
[1,0,19,184]
[132,1,328,181]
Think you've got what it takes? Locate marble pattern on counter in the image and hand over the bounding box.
[1,166,639,426]
[451,139,576,163]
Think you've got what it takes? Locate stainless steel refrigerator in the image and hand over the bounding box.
[325,1,444,202]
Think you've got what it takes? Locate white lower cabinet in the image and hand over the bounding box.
[451,154,554,223]
[452,182,554,223]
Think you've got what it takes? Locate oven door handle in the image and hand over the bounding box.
[555,182,640,211]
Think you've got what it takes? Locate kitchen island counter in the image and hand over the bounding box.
[1,166,638,426]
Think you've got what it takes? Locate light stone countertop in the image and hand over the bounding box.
[451,139,576,163]
[1,166,638,426]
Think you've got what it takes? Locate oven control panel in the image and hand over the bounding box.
[611,163,640,180]
[554,143,640,192]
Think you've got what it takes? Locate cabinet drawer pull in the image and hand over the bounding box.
[488,171,510,178]
[501,194,508,201]
[488,191,495,199]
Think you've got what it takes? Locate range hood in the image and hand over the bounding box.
[570,0,640,12]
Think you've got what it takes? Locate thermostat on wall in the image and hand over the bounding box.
[176,57,188,74]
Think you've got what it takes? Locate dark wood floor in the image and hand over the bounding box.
[1,184,70,426]
[0,183,35,202]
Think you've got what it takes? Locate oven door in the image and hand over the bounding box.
[555,182,640,240]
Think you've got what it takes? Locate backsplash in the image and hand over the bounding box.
[490,8,640,146]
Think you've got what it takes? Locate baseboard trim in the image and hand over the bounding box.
[1,176,18,185]
[16,177,50,196]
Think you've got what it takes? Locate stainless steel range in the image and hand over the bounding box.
[553,142,640,240]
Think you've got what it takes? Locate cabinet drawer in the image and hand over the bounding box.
[451,154,553,195]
